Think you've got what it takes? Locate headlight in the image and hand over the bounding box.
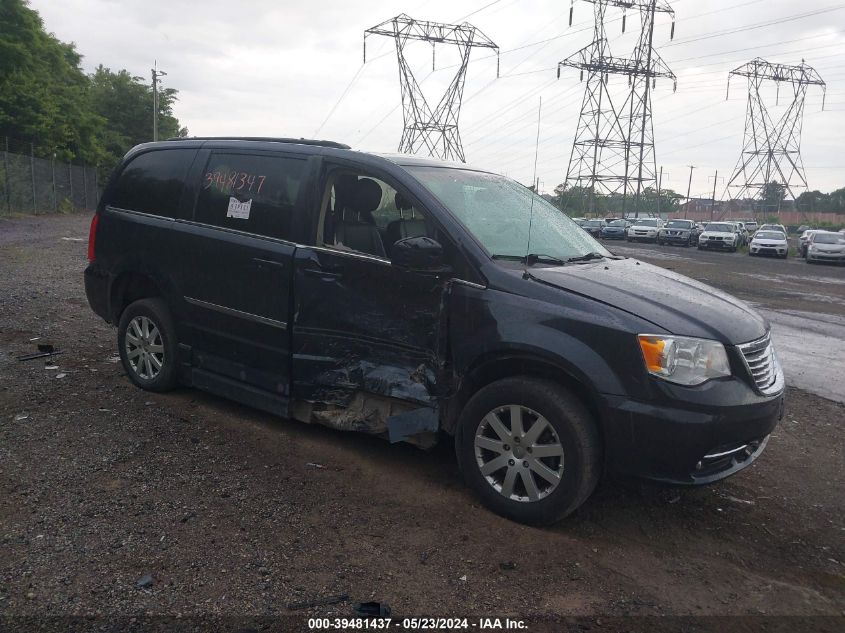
[638,335,731,386]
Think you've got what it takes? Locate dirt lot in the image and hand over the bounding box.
[1,213,843,626]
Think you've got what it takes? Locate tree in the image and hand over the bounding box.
[760,181,786,211]
[89,66,187,171]
[0,0,105,164]
[0,0,187,174]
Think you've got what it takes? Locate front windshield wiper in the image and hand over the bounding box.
[566,251,606,263]
[491,253,567,266]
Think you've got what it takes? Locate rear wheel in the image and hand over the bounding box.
[118,298,179,392]
[457,377,601,525]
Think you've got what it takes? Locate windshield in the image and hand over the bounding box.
[634,219,659,227]
[408,167,610,261]
[755,231,785,240]
[760,225,783,232]
[584,220,603,227]
[705,223,734,233]
[665,220,692,229]
[814,234,845,244]
[608,220,626,227]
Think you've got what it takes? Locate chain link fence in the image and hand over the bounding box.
[0,137,100,216]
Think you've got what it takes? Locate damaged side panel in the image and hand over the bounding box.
[289,247,448,445]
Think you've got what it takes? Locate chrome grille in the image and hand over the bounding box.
[738,334,783,395]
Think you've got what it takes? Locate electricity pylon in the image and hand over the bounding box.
[364,14,499,162]
[725,58,827,213]
[558,1,676,217]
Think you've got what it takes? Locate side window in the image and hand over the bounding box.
[319,172,431,258]
[195,153,306,240]
[109,149,195,217]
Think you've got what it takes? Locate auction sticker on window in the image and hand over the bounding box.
[227,197,252,219]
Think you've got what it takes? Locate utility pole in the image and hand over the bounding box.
[684,164,695,219]
[724,58,826,207]
[151,61,167,142]
[557,1,677,217]
[656,165,663,217]
[710,169,718,222]
[364,15,499,162]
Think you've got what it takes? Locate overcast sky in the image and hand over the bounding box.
[30,0,845,197]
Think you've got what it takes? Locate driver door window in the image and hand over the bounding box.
[317,172,432,259]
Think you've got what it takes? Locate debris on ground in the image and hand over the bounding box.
[354,602,391,617]
[135,575,153,589]
[287,593,349,610]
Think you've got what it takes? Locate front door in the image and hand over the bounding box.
[291,167,447,437]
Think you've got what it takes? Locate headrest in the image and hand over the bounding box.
[350,178,383,214]
[395,192,412,211]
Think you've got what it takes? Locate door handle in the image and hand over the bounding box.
[252,257,287,270]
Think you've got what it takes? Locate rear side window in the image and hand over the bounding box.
[195,152,306,241]
[109,149,195,217]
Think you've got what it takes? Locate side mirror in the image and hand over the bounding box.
[391,236,449,273]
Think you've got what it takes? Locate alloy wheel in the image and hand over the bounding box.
[474,405,564,502]
[125,315,165,380]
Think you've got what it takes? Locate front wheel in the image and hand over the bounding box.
[457,377,601,525]
[118,298,179,392]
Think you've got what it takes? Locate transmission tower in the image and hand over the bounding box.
[558,1,676,217]
[364,14,499,163]
[724,58,826,213]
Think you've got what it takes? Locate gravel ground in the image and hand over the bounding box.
[1,213,844,626]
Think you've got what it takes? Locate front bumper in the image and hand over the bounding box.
[807,251,845,263]
[629,233,658,241]
[750,245,787,256]
[598,378,784,485]
[660,233,691,244]
[699,239,734,250]
[601,231,626,240]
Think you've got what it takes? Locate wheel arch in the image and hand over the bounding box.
[109,271,166,323]
[445,352,606,452]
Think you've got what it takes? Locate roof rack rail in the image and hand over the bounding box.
[166,136,351,150]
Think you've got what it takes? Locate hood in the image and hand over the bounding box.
[527,258,767,344]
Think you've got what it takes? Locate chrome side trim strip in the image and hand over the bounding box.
[703,445,748,460]
[451,278,487,290]
[308,245,392,266]
[185,296,288,330]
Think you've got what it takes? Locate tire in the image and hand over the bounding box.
[118,297,179,392]
[456,377,601,525]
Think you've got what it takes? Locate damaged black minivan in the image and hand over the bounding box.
[85,137,784,524]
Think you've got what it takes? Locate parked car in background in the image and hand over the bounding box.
[658,219,699,246]
[806,231,845,265]
[749,230,789,259]
[758,223,787,235]
[797,225,812,234]
[698,222,741,252]
[799,229,821,258]
[744,220,759,234]
[627,218,663,242]
[571,217,587,227]
[729,221,750,246]
[601,219,628,240]
[581,219,604,238]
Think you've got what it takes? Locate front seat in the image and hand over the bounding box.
[385,192,430,255]
[333,178,387,258]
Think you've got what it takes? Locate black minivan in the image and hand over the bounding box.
[85,137,784,524]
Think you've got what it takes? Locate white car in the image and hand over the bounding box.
[749,230,788,259]
[698,222,740,252]
[758,223,787,235]
[626,218,663,242]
